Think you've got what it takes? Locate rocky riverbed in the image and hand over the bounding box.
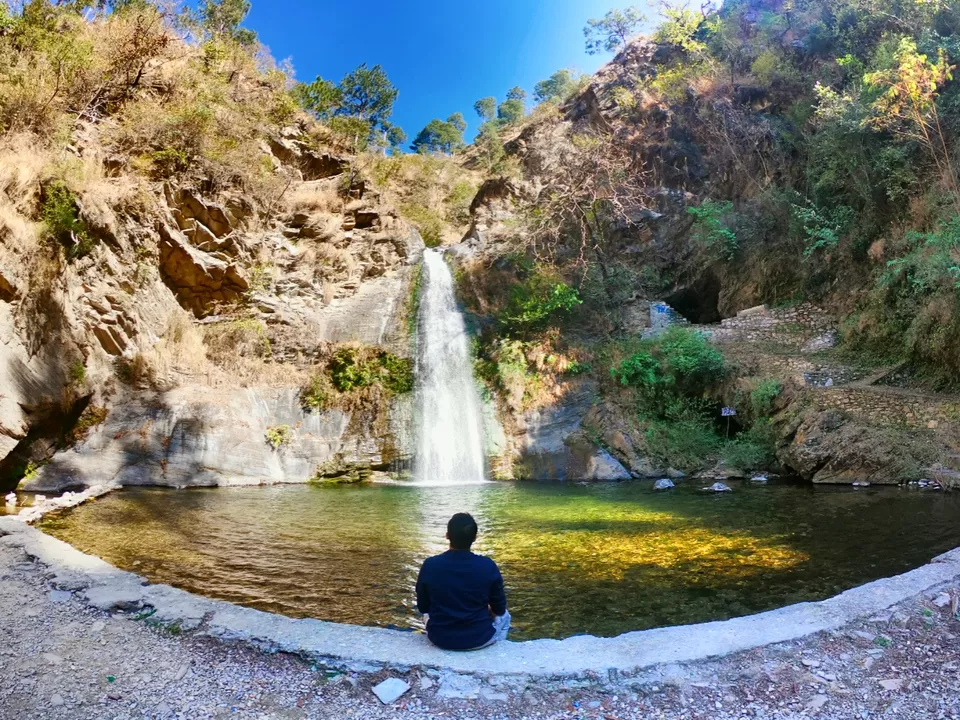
[2,538,960,720]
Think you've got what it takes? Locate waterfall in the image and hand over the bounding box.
[413,249,488,485]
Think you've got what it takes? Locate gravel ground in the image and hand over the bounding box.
[2,541,960,720]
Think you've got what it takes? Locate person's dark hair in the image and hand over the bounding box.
[447,513,478,550]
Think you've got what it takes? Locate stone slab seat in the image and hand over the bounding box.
[2,515,960,678]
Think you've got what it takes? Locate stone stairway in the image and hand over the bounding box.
[642,301,690,339]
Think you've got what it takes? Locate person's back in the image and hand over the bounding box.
[416,513,509,650]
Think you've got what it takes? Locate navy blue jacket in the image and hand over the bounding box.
[415,550,507,650]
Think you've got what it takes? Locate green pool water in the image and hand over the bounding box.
[38,480,960,640]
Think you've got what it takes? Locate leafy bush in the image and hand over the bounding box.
[721,420,778,471]
[328,347,414,394]
[750,379,783,417]
[658,328,727,389]
[688,200,738,260]
[265,425,292,450]
[565,360,593,376]
[611,327,727,400]
[329,347,378,392]
[500,275,582,334]
[791,202,855,259]
[41,181,94,259]
[300,373,332,411]
[612,350,659,387]
[644,414,721,471]
[379,353,415,393]
[401,203,445,247]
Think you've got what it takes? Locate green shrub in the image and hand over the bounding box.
[750,379,783,417]
[614,327,726,399]
[612,350,660,387]
[41,181,94,259]
[688,200,738,260]
[150,147,190,177]
[265,425,292,450]
[658,328,726,390]
[328,347,378,392]
[791,202,855,259]
[721,420,778,470]
[644,415,721,471]
[401,203,445,247]
[500,274,582,334]
[300,374,332,411]
[327,347,415,395]
[380,353,415,393]
[565,360,593,376]
[69,361,86,386]
[444,181,476,226]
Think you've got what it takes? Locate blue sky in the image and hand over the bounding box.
[247,1,656,145]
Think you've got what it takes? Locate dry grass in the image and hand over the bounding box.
[360,152,480,246]
[288,180,343,216]
[131,312,311,389]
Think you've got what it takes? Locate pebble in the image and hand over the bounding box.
[420,675,435,690]
[933,593,952,608]
[801,659,820,668]
[479,687,509,702]
[50,694,64,707]
[587,700,602,709]
[42,653,63,665]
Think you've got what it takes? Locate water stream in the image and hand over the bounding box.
[413,248,487,485]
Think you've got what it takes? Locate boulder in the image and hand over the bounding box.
[702,482,732,492]
[778,407,921,485]
[654,478,675,490]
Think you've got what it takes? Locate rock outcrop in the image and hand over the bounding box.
[0,123,424,491]
[24,387,412,492]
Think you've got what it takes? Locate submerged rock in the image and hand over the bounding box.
[750,474,768,483]
[702,482,732,493]
[654,479,675,491]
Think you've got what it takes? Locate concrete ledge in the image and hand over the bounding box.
[2,515,959,678]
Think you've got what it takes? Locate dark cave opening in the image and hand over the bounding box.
[664,273,722,325]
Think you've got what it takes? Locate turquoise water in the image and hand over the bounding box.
[39,480,960,640]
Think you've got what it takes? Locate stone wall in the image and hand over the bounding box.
[809,387,960,430]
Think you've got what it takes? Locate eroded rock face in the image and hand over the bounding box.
[157,222,249,318]
[24,386,411,492]
[777,408,921,485]
[510,380,631,481]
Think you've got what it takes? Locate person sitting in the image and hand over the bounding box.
[415,512,510,650]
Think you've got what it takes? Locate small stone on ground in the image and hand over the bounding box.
[371,677,410,704]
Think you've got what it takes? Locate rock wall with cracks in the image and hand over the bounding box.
[21,387,413,492]
[0,126,425,492]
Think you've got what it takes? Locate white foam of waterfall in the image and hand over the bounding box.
[413,249,488,485]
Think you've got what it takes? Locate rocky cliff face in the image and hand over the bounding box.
[452,22,958,486]
[0,124,423,492]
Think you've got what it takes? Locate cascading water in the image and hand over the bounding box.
[413,248,487,485]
